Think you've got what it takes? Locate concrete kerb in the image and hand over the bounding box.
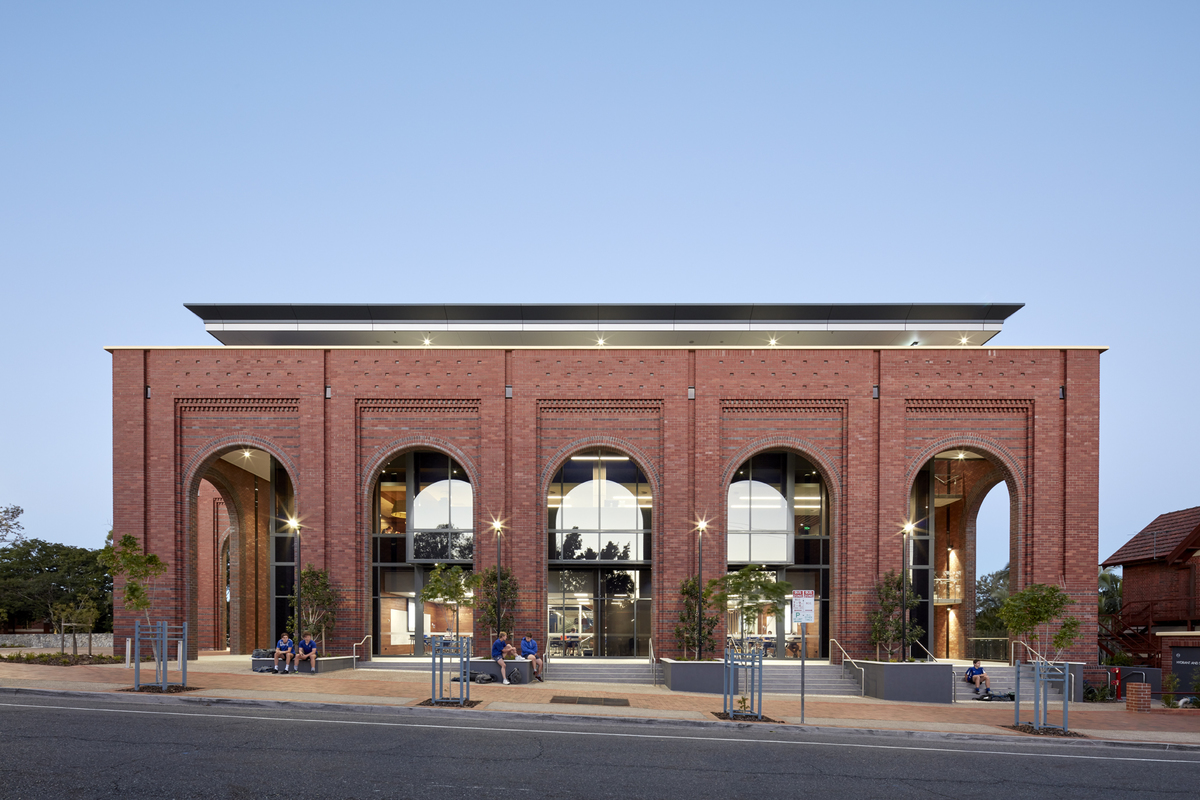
[3,686,1198,754]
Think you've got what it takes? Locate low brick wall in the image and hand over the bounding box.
[0,633,114,648]
[1126,682,1151,713]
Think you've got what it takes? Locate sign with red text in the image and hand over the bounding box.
[792,590,815,624]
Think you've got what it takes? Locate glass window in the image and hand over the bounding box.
[377,451,474,563]
[549,449,650,562]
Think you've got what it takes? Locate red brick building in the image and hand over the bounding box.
[1102,506,1200,669]
[109,303,1102,663]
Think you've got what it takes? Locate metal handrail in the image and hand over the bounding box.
[829,638,864,697]
[648,639,657,687]
[352,634,372,668]
[912,640,938,662]
[1010,639,1042,666]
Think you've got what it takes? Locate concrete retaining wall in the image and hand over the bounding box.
[0,633,114,648]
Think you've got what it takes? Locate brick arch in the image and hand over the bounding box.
[715,436,846,648]
[356,436,485,646]
[538,436,663,502]
[900,435,1027,586]
[179,437,301,659]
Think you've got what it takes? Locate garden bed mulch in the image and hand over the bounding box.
[417,699,484,709]
[118,685,202,694]
[712,712,784,724]
[0,653,125,667]
[1004,724,1087,738]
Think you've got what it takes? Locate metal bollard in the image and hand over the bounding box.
[125,638,132,669]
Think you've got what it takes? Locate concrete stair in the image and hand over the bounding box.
[753,663,864,696]
[951,664,1064,702]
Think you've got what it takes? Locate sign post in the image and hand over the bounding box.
[792,590,816,723]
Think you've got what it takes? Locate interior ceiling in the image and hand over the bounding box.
[219,448,272,480]
[934,450,988,460]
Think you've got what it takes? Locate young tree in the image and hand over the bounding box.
[101,533,168,628]
[868,570,924,661]
[0,505,24,547]
[672,575,720,659]
[999,583,1080,662]
[101,532,168,679]
[420,563,478,641]
[287,566,342,654]
[709,565,791,652]
[475,566,519,640]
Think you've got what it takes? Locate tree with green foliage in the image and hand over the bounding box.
[975,564,1009,634]
[0,505,24,547]
[101,532,168,680]
[1098,566,1122,616]
[0,538,112,633]
[709,565,791,652]
[868,570,924,661]
[998,583,1080,662]
[287,566,342,654]
[1161,671,1180,708]
[672,575,720,659]
[420,563,478,641]
[100,533,167,628]
[475,566,519,639]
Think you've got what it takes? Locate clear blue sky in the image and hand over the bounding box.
[2,3,1196,578]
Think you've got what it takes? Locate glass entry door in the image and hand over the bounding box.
[548,569,650,657]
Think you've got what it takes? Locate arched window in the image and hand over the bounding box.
[727,451,831,659]
[547,448,651,562]
[377,451,474,562]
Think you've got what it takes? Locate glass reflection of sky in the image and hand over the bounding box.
[556,480,645,530]
[412,479,473,529]
[727,479,789,531]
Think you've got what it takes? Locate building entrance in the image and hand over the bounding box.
[548,568,651,657]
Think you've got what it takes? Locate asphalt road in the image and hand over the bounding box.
[1,695,1198,799]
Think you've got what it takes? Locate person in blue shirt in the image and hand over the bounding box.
[272,632,295,674]
[965,659,991,694]
[492,631,517,684]
[294,632,318,673]
[520,633,544,682]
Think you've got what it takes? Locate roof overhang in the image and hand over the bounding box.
[185,303,1024,348]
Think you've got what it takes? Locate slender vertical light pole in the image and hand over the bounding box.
[492,519,504,640]
[697,525,703,660]
[901,522,914,661]
[288,518,301,643]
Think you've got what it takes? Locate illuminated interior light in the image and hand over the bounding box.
[570,455,630,461]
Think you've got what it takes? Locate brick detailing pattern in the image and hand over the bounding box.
[357,398,481,413]
[1126,682,1151,713]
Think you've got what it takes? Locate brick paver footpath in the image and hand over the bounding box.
[1,652,1198,745]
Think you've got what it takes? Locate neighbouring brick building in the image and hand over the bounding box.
[1102,506,1200,671]
[109,303,1102,664]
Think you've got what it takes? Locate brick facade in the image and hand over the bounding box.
[110,346,1102,661]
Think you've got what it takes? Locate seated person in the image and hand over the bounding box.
[520,633,544,682]
[491,631,517,685]
[785,639,802,659]
[294,632,318,673]
[964,659,991,694]
[273,632,295,674]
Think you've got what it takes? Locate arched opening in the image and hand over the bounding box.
[545,447,653,658]
[370,450,476,656]
[907,448,1018,661]
[186,446,297,655]
[726,451,831,659]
